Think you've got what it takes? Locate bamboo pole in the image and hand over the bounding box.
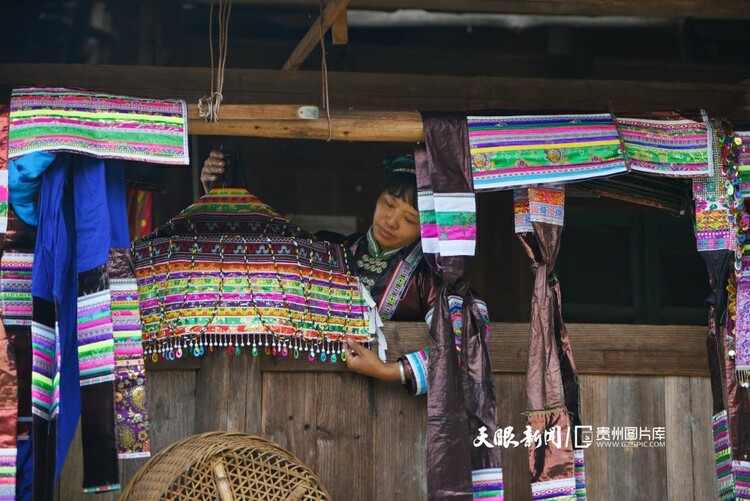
[187,105,425,141]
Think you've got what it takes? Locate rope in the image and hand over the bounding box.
[199,0,232,122]
[319,1,332,141]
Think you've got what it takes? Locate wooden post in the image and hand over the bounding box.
[282,0,350,70]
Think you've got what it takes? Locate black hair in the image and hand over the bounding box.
[380,170,418,210]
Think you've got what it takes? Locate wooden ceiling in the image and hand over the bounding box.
[1,1,750,137]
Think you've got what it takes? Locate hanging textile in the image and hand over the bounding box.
[467,113,627,191]
[514,185,587,501]
[616,116,711,177]
[132,188,375,363]
[8,87,189,166]
[28,153,148,497]
[418,113,502,500]
[576,173,691,215]
[696,122,750,500]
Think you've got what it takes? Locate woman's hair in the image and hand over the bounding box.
[381,155,417,209]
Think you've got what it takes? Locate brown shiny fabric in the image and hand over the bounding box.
[517,219,583,486]
[724,314,750,461]
[420,114,501,499]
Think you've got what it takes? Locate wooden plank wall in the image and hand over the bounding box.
[57,323,717,500]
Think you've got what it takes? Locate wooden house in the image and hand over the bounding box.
[2,1,749,499]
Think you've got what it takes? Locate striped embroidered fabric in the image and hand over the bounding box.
[111,278,150,459]
[472,467,504,500]
[30,320,56,420]
[693,127,735,252]
[433,193,476,256]
[736,256,750,379]
[713,411,735,500]
[735,460,750,500]
[531,477,576,501]
[8,87,188,165]
[617,117,710,177]
[737,131,750,198]
[0,447,15,501]
[403,349,428,396]
[378,244,423,321]
[77,289,115,386]
[574,449,587,500]
[418,190,439,254]
[514,186,565,233]
[468,114,627,191]
[133,188,372,359]
[0,170,7,236]
[0,252,33,326]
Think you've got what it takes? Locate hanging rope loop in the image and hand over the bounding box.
[199,0,232,122]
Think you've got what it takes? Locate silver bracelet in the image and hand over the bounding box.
[398,361,407,385]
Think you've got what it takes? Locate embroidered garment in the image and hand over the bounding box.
[133,188,373,362]
[515,185,587,501]
[419,114,501,499]
[616,117,711,177]
[8,87,188,165]
[736,130,750,197]
[468,114,627,191]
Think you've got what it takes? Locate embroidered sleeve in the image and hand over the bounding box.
[400,348,429,396]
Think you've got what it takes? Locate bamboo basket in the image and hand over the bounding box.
[120,431,331,500]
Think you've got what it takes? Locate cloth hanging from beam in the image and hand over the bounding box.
[514,185,587,501]
[467,113,627,191]
[418,113,502,500]
[8,87,189,166]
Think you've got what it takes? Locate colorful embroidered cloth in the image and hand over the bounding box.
[617,117,710,177]
[514,185,565,233]
[736,129,750,198]
[8,87,188,165]
[133,188,373,361]
[468,114,627,191]
[693,138,735,252]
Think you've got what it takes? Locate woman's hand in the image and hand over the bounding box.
[345,340,400,381]
[200,150,225,193]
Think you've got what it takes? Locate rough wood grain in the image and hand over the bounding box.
[194,350,232,431]
[1,65,747,122]
[689,376,718,500]
[579,375,608,501]
[665,377,694,501]
[372,380,427,499]
[261,322,709,375]
[607,376,667,501]
[495,373,531,501]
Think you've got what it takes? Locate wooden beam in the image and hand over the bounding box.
[260,322,710,376]
[188,107,423,141]
[190,104,320,120]
[332,9,349,46]
[160,0,750,20]
[282,0,350,70]
[2,64,749,122]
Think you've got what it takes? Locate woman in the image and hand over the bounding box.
[201,151,439,395]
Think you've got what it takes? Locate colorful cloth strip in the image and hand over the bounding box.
[531,476,577,501]
[418,191,477,257]
[736,256,750,377]
[417,190,439,254]
[472,468,504,500]
[111,278,150,459]
[0,92,9,236]
[77,289,116,386]
[574,449,587,500]
[8,87,188,165]
[735,460,750,500]
[514,186,565,233]
[617,117,710,177]
[133,188,372,359]
[468,114,627,191]
[735,130,750,198]
[0,252,33,326]
[0,448,16,501]
[714,411,735,500]
[693,130,735,252]
[30,319,56,421]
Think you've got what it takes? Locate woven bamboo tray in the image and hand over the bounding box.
[120,431,331,500]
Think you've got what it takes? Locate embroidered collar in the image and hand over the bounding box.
[366,226,403,261]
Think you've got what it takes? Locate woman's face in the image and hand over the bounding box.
[371,191,420,251]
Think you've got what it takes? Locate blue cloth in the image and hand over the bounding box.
[8,152,56,228]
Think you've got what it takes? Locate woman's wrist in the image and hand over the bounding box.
[379,362,402,382]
